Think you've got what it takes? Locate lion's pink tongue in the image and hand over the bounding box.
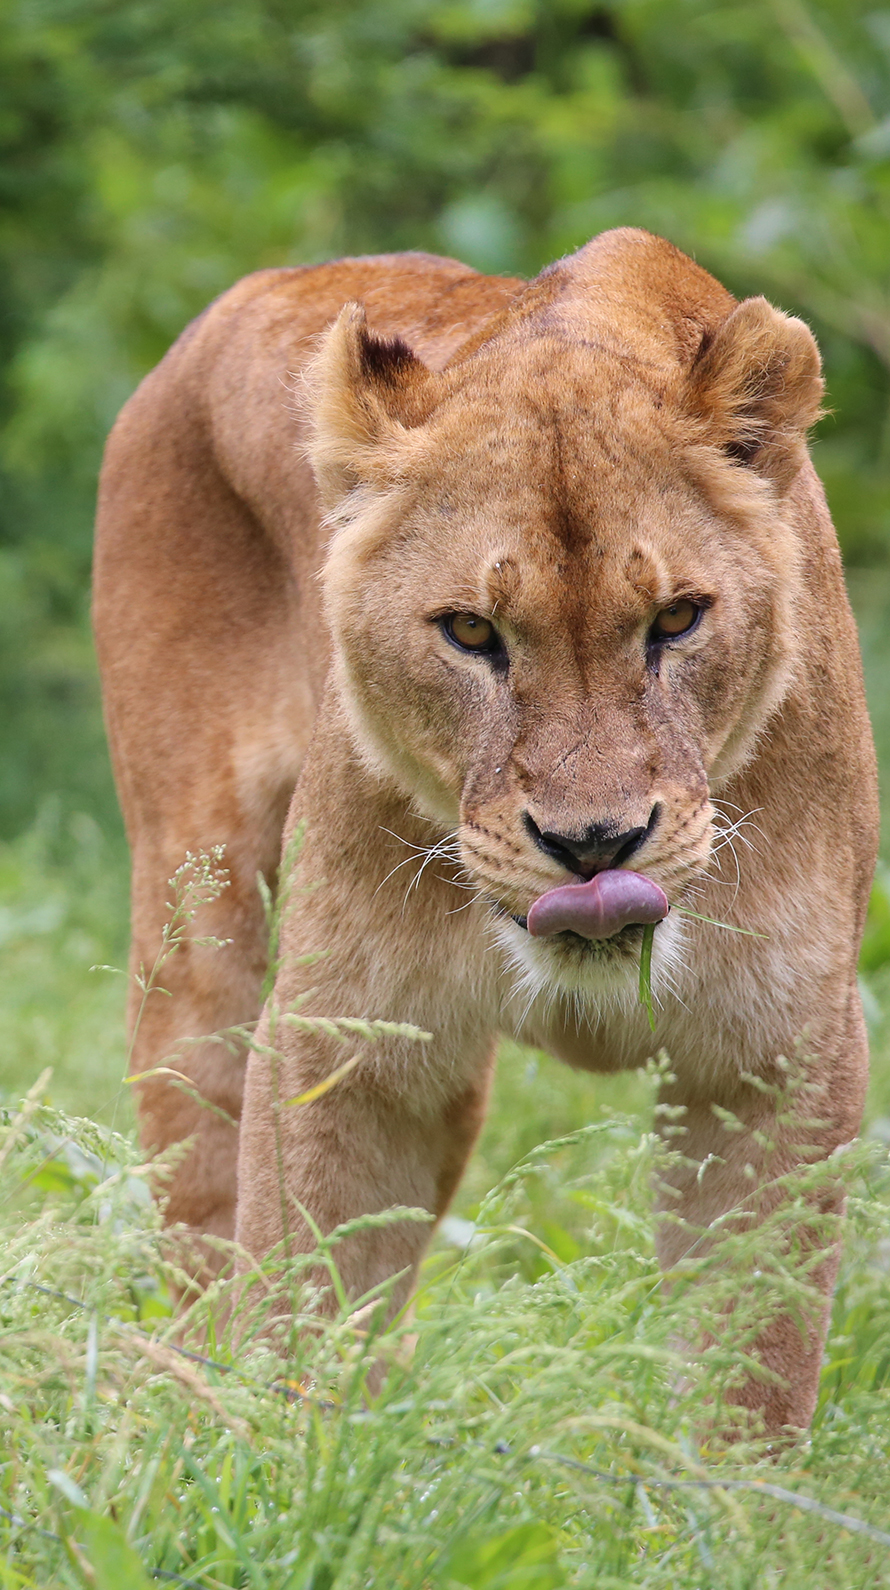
[526,870,668,940]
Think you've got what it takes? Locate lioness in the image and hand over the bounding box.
[94,228,877,1435]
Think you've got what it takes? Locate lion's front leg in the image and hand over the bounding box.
[235,1042,493,1320]
[655,993,868,1438]
[233,747,499,1324]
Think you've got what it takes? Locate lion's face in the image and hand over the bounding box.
[311,269,820,1000]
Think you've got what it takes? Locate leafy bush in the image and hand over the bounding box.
[2,0,890,835]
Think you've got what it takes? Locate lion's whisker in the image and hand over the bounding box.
[373,852,428,898]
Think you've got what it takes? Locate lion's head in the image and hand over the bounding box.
[307,229,823,1002]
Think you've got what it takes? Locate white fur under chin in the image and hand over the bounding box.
[494,909,687,1025]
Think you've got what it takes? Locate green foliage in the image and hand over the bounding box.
[441,1521,562,1588]
[0,801,129,1122]
[1,0,890,835]
[860,861,890,974]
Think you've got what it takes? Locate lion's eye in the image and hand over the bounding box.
[443,613,500,654]
[650,600,700,641]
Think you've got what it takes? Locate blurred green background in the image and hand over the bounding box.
[2,0,890,1131]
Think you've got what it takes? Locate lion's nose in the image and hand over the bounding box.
[523,809,657,879]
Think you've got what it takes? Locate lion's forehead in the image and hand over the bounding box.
[441,332,672,444]
[416,486,718,631]
[476,541,671,626]
[419,384,704,568]
[431,382,676,495]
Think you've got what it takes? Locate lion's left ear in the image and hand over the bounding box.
[685,297,823,490]
[307,302,439,510]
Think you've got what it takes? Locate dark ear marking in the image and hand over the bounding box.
[723,436,761,467]
[359,330,422,388]
[692,325,716,366]
[306,300,441,509]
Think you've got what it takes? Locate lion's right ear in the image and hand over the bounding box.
[306,303,438,509]
[684,297,823,491]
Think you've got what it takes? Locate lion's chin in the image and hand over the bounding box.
[493,909,683,1013]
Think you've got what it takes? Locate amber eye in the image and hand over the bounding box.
[651,600,700,641]
[443,613,499,654]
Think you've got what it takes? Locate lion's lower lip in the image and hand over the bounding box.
[507,915,643,955]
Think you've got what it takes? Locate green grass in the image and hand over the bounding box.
[0,801,130,1128]
[2,578,890,1586]
[2,1072,890,1588]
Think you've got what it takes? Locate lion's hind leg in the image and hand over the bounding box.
[94,366,315,1255]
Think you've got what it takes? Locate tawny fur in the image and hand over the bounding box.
[93,229,877,1436]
